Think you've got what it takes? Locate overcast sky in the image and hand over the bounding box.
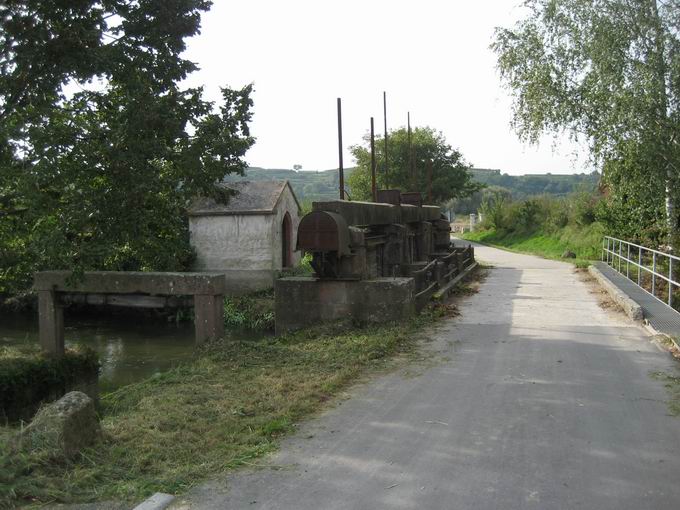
[184,0,592,175]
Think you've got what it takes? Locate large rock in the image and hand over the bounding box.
[18,391,101,458]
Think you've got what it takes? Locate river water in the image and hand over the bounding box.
[0,312,200,392]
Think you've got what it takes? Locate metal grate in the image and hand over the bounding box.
[595,262,680,336]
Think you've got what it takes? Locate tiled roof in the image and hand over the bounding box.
[189,180,299,216]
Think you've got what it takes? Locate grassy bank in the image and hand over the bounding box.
[462,223,604,267]
[0,305,457,507]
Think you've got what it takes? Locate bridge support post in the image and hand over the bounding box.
[455,252,464,275]
[194,294,225,343]
[38,290,65,358]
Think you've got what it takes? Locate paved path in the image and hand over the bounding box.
[172,245,680,510]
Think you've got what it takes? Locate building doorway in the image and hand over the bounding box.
[282,212,292,268]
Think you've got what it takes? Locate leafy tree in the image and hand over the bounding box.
[0,0,254,298]
[492,0,680,246]
[348,126,479,204]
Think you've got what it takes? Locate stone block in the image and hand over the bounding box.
[18,391,101,458]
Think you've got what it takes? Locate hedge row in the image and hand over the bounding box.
[0,347,100,423]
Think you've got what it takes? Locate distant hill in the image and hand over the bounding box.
[225,167,355,204]
[228,167,600,205]
[471,170,600,198]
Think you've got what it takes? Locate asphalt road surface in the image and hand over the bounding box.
[172,244,680,510]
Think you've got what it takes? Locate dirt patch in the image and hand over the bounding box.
[575,268,627,315]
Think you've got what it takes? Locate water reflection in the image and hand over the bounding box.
[0,312,197,392]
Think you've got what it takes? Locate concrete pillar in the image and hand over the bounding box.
[455,251,463,275]
[434,260,445,285]
[194,294,224,343]
[38,290,64,357]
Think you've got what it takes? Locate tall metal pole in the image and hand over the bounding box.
[407,112,415,190]
[337,98,345,200]
[383,91,388,188]
[370,117,377,202]
[427,159,433,203]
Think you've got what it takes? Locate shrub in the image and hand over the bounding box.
[223,289,275,331]
[547,198,570,230]
[0,347,99,423]
[571,191,598,226]
[480,190,508,229]
[516,199,542,229]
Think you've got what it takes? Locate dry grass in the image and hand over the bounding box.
[0,315,437,507]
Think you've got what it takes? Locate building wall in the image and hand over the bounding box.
[189,214,275,294]
[271,187,302,270]
[188,184,301,294]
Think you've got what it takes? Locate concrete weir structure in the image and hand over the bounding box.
[34,271,226,357]
[276,277,415,332]
[275,195,475,333]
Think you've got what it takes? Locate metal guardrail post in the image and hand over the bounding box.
[602,235,680,312]
[606,237,610,264]
[669,258,674,307]
[637,247,642,286]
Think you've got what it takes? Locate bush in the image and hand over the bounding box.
[223,290,275,331]
[480,190,509,229]
[0,347,99,423]
[571,191,597,226]
[547,198,570,230]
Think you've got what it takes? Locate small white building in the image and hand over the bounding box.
[189,180,302,294]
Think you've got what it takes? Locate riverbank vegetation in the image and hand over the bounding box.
[223,289,275,331]
[0,346,99,424]
[0,306,460,506]
[492,0,680,249]
[462,192,604,266]
[0,2,254,303]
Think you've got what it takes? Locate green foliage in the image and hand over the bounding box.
[516,199,541,229]
[571,191,597,227]
[223,290,275,332]
[348,126,480,204]
[470,190,606,265]
[0,346,99,423]
[0,1,255,298]
[492,0,680,245]
[480,189,510,229]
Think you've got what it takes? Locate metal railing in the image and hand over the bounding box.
[602,236,680,310]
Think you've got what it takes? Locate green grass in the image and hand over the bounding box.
[461,223,604,268]
[0,313,442,507]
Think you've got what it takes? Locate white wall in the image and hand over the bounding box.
[188,184,302,293]
[190,214,274,272]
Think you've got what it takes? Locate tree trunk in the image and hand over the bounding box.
[650,0,678,248]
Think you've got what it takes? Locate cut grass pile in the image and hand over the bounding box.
[1,316,432,507]
[461,223,604,268]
